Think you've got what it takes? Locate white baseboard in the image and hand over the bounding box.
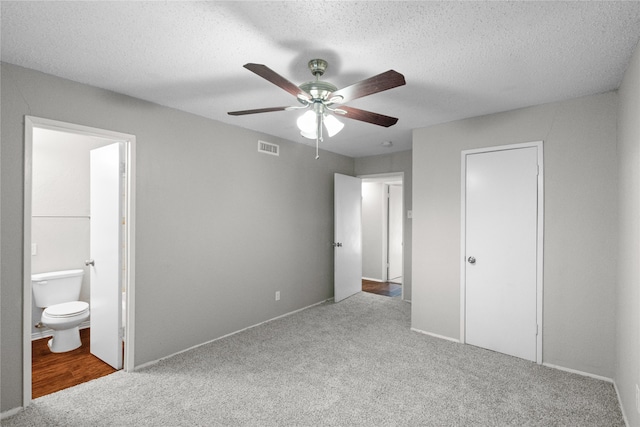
[543,363,627,426]
[411,327,460,343]
[613,380,630,427]
[542,362,613,383]
[1,406,23,420]
[31,320,90,341]
[136,298,333,371]
[362,277,383,282]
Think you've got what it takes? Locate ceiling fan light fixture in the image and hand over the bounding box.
[297,110,317,137]
[323,114,344,137]
[300,129,317,139]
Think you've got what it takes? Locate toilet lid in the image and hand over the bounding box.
[44,301,89,318]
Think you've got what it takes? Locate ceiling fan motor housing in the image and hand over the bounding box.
[299,80,338,102]
[308,59,328,76]
[298,59,337,102]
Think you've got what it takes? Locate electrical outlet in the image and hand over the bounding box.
[275,291,280,301]
[636,384,640,414]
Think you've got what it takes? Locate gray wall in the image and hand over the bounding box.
[616,41,640,426]
[355,150,412,301]
[412,92,618,379]
[1,63,354,412]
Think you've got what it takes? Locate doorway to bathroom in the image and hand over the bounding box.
[23,117,136,405]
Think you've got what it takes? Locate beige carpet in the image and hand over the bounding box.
[3,292,624,426]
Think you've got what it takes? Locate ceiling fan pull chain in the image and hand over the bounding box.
[315,108,324,160]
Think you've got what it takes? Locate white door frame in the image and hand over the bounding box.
[22,116,136,407]
[359,172,404,299]
[387,184,403,282]
[459,141,544,363]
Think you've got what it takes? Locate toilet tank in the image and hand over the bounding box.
[32,269,84,308]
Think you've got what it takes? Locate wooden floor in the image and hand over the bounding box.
[32,328,117,399]
[362,279,402,297]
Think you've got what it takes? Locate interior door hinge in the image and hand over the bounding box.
[536,324,539,336]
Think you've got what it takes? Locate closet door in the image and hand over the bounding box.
[464,146,539,362]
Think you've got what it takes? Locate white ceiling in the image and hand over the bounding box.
[2,1,640,158]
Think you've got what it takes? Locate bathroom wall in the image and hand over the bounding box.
[30,128,113,335]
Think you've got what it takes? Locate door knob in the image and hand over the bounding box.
[467,256,476,264]
[333,242,342,248]
[85,259,95,266]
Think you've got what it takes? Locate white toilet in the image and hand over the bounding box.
[32,269,90,353]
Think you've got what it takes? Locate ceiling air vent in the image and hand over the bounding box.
[258,140,279,156]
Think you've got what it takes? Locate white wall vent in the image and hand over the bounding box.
[258,140,279,156]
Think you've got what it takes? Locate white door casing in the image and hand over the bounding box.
[334,173,362,303]
[89,143,124,369]
[387,185,403,281]
[24,116,136,408]
[461,142,544,363]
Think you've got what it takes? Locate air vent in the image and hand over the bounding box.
[258,140,279,156]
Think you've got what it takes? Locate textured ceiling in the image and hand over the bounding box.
[2,1,640,158]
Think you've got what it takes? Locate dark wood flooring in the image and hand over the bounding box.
[362,279,402,297]
[32,328,117,399]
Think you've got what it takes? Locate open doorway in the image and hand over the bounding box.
[360,173,403,299]
[23,117,136,405]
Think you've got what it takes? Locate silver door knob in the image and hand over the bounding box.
[467,256,476,264]
[333,242,342,248]
[85,259,95,266]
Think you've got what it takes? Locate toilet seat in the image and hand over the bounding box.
[44,301,89,318]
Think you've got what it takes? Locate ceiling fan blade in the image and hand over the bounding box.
[228,106,290,116]
[337,106,399,127]
[244,63,311,100]
[329,70,406,103]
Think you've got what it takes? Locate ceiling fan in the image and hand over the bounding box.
[228,59,406,159]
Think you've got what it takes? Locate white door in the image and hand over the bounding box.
[387,185,403,282]
[464,146,539,361]
[334,173,362,302]
[89,143,123,369]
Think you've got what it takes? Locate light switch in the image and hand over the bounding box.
[31,243,37,256]
[407,210,413,219]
